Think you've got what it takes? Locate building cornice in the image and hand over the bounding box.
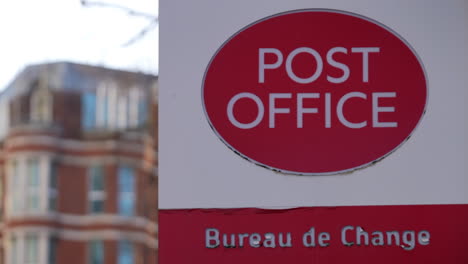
[4,213,157,234]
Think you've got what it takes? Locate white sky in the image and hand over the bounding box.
[0,0,158,90]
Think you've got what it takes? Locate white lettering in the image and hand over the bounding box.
[340,226,430,251]
[418,231,430,245]
[259,48,283,83]
[337,92,367,128]
[206,228,220,248]
[351,47,380,82]
[286,47,323,84]
[318,232,330,247]
[269,93,292,128]
[227,92,264,129]
[341,226,354,245]
[297,93,319,128]
[327,47,350,83]
[249,233,262,248]
[372,92,397,127]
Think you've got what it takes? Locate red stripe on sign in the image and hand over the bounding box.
[159,204,468,264]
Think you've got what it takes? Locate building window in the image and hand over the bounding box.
[89,240,104,264]
[30,87,52,123]
[11,97,23,126]
[117,96,128,129]
[48,237,58,264]
[138,98,147,126]
[49,162,58,211]
[8,232,55,264]
[89,166,105,213]
[10,236,18,264]
[106,84,118,130]
[82,92,97,130]
[7,157,56,216]
[128,87,140,127]
[25,159,40,212]
[10,161,21,213]
[118,241,133,264]
[118,166,135,216]
[24,234,39,264]
[86,83,147,131]
[96,84,108,128]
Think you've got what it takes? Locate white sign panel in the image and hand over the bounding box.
[160,0,468,210]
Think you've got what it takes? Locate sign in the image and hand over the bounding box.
[160,1,468,263]
[160,205,468,264]
[202,10,427,175]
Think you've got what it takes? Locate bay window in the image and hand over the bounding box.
[7,156,57,216]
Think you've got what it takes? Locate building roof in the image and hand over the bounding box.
[2,61,158,97]
[0,61,158,140]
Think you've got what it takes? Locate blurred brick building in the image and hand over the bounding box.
[0,62,158,264]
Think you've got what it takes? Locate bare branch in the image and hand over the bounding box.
[122,18,158,47]
[80,0,158,20]
[80,0,158,46]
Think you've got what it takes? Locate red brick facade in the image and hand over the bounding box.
[0,62,158,264]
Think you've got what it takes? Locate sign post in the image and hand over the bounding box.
[160,1,468,263]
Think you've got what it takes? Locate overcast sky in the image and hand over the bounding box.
[0,0,158,90]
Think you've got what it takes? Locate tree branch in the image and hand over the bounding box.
[80,0,158,20]
[122,18,159,47]
[80,0,158,46]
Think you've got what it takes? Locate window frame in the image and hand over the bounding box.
[30,87,53,123]
[118,166,136,217]
[25,158,41,212]
[117,240,134,264]
[24,233,39,264]
[10,235,18,264]
[88,240,104,264]
[48,161,58,211]
[9,160,21,214]
[7,229,56,264]
[88,165,106,214]
[82,91,97,130]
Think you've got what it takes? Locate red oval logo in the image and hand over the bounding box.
[202,9,427,175]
